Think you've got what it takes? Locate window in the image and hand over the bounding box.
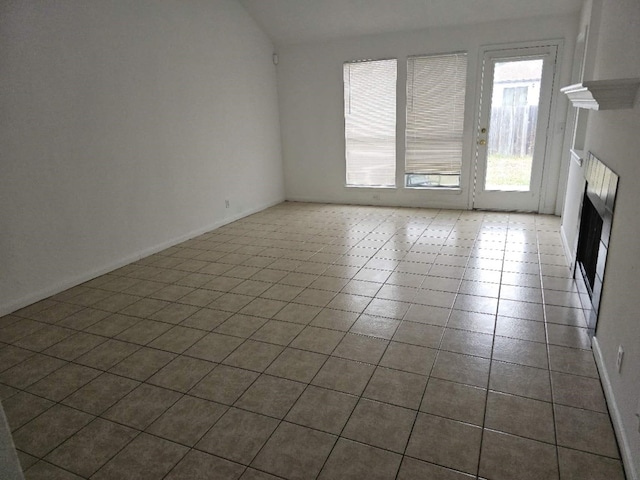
[405,53,467,188]
[343,59,397,187]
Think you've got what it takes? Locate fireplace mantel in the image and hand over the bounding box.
[561,78,640,110]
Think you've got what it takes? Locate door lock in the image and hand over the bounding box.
[477,139,487,145]
[480,127,487,133]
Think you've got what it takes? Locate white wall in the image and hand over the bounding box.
[277,15,577,212]
[0,0,285,315]
[567,0,640,477]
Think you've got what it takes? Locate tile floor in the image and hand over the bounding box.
[0,202,627,480]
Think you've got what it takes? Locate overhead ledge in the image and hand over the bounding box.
[561,78,640,110]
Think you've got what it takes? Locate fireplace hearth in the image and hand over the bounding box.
[575,152,618,337]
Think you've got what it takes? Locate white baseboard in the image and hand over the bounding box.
[1,198,284,317]
[592,337,638,480]
[560,224,575,268]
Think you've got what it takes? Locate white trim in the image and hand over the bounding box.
[560,222,575,267]
[592,337,639,480]
[285,195,467,210]
[472,39,564,213]
[561,78,640,110]
[0,198,284,317]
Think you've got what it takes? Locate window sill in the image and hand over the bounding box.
[344,185,397,189]
[405,187,462,194]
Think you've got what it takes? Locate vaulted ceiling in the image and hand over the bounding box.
[238,0,584,47]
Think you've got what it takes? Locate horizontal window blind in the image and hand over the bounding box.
[406,53,467,176]
[344,59,397,187]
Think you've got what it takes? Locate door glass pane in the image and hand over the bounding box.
[485,59,543,191]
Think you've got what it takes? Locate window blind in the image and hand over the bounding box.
[344,59,397,187]
[405,53,467,176]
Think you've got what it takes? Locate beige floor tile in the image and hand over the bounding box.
[45,418,138,477]
[164,450,244,480]
[222,340,284,372]
[109,347,176,381]
[431,350,490,388]
[318,438,402,480]
[441,328,493,358]
[492,336,548,368]
[13,404,94,457]
[479,430,559,480]
[555,404,620,458]
[393,321,444,348]
[274,302,323,324]
[55,308,110,331]
[551,371,607,412]
[547,323,591,350]
[26,363,101,402]
[285,385,358,434]
[189,364,258,404]
[249,319,304,345]
[103,383,181,430]
[235,374,305,418]
[447,309,495,334]
[115,319,172,345]
[75,339,139,370]
[557,447,626,480]
[0,353,67,389]
[310,308,359,331]
[147,356,215,392]
[485,391,555,443]
[489,360,551,401]
[548,344,599,377]
[406,412,482,475]
[497,299,544,321]
[349,314,400,340]
[2,392,54,431]
[83,313,140,337]
[403,304,450,326]
[495,316,545,343]
[379,341,437,375]
[397,456,475,480]
[289,325,345,354]
[265,347,327,383]
[251,422,337,479]
[24,461,84,480]
[43,332,107,361]
[148,325,207,353]
[332,333,389,363]
[91,433,188,480]
[13,325,74,352]
[146,395,227,446]
[196,407,279,464]
[312,356,375,395]
[62,373,140,415]
[0,345,36,373]
[342,398,416,453]
[421,378,486,426]
[2,205,629,480]
[363,366,427,409]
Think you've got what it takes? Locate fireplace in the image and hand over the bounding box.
[574,152,618,337]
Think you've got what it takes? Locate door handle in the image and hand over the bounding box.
[477,139,487,146]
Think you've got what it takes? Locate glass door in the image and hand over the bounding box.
[473,46,558,211]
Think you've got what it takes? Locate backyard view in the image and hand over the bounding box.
[486,154,533,191]
[484,59,543,191]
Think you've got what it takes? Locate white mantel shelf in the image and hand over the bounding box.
[561,78,640,110]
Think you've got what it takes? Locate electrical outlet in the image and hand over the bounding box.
[225,200,230,208]
[616,345,624,373]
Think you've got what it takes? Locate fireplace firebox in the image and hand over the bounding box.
[574,152,618,337]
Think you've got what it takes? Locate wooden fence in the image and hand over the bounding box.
[489,105,538,157]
